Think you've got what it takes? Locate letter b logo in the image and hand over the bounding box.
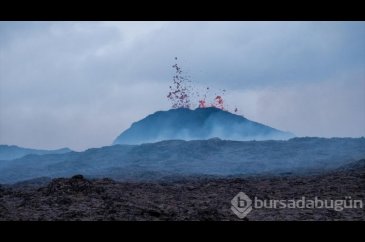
[231,192,252,219]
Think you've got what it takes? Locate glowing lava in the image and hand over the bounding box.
[212,95,224,110]
[167,58,236,113]
[198,99,206,108]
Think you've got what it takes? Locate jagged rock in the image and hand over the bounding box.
[0,163,364,221]
[44,175,93,195]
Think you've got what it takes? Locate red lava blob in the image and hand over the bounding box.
[213,95,224,110]
[198,99,206,108]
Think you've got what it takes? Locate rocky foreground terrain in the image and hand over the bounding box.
[0,160,364,221]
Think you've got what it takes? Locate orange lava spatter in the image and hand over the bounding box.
[167,58,236,113]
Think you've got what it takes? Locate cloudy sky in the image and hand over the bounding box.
[0,21,364,151]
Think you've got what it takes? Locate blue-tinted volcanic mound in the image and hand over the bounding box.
[113,107,294,145]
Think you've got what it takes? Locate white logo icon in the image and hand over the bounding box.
[231,192,252,219]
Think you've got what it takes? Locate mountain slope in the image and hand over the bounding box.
[0,145,72,160]
[0,137,364,184]
[113,107,294,145]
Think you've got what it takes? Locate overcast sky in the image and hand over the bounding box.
[0,21,364,151]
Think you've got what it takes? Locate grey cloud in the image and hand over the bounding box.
[0,21,364,150]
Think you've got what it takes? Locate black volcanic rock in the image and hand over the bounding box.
[0,163,364,221]
[43,174,99,196]
[113,107,294,145]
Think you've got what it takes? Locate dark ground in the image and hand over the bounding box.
[0,161,364,221]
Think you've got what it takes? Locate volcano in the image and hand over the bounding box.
[113,107,294,145]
